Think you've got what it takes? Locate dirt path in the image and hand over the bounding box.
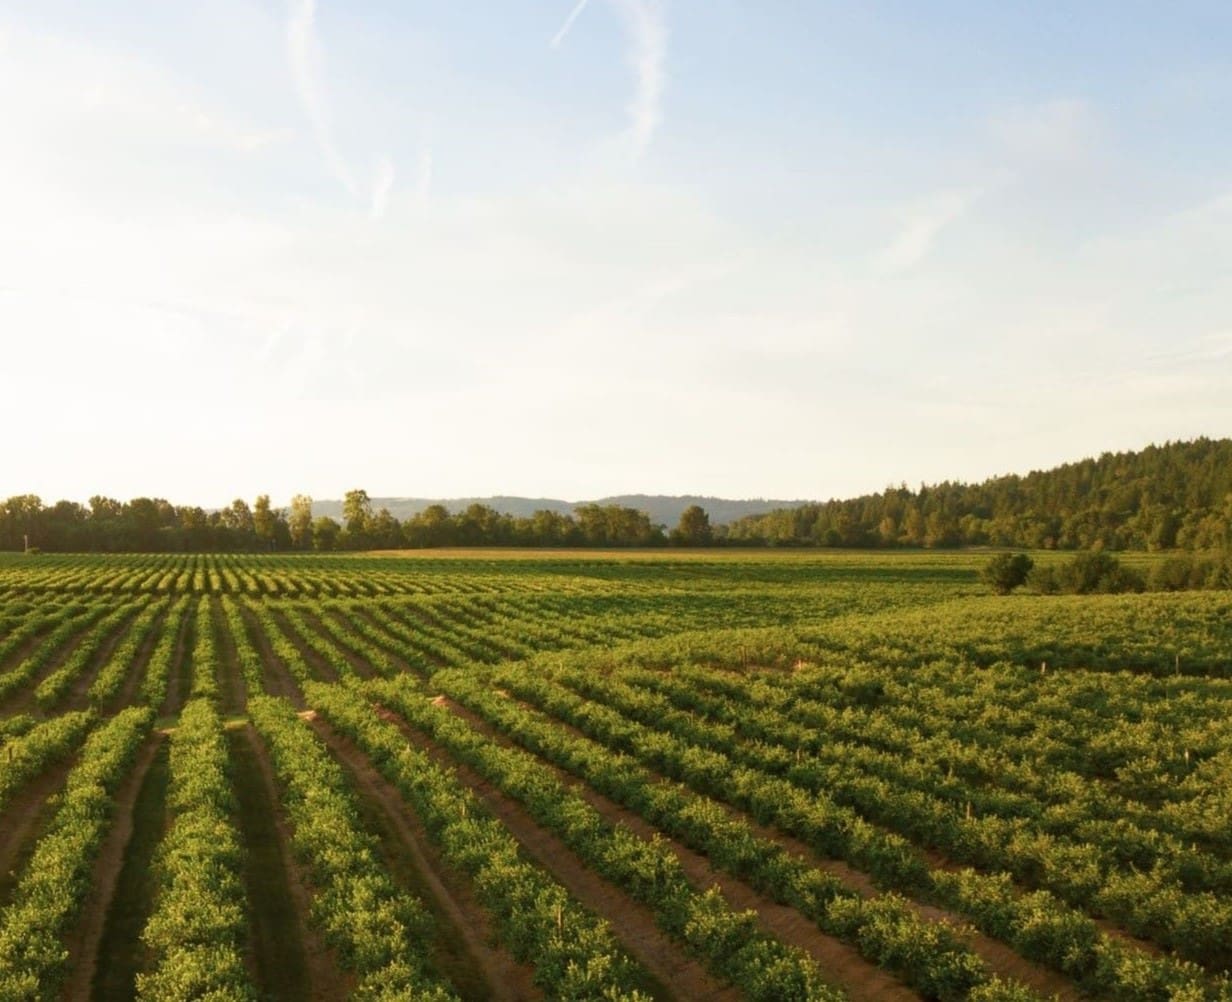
[211,598,247,716]
[61,735,164,1001]
[240,604,304,706]
[0,627,50,674]
[230,723,351,1001]
[0,755,77,909]
[347,607,442,677]
[435,695,921,1002]
[160,600,194,718]
[0,617,99,717]
[307,718,541,1001]
[506,687,1092,1000]
[63,609,144,713]
[357,706,737,1002]
[298,609,376,680]
[268,607,340,684]
[89,741,170,1000]
[107,604,168,715]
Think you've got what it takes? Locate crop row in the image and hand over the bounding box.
[3,554,588,599]
[30,602,143,709]
[0,706,153,1000]
[0,709,95,812]
[138,596,192,709]
[635,661,1232,869]
[582,662,1232,971]
[247,694,458,1001]
[219,596,266,694]
[647,662,1232,881]
[189,597,220,701]
[0,602,110,703]
[744,659,1232,819]
[487,663,1230,1000]
[137,699,253,1000]
[308,681,659,999]
[338,677,846,1002]
[386,671,1040,1002]
[86,599,169,706]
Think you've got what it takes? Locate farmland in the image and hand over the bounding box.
[0,550,1230,1001]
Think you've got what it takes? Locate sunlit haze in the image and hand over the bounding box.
[2,2,1229,508]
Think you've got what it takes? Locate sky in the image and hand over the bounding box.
[1,1,1230,508]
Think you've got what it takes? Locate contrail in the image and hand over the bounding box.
[287,0,357,195]
[551,0,592,48]
[613,0,666,158]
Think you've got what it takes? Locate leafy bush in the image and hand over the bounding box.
[1030,551,1143,595]
[981,553,1034,595]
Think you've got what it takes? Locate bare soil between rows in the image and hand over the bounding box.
[362,701,738,1002]
[307,715,541,1001]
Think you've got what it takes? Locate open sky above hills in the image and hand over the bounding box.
[1,2,1230,507]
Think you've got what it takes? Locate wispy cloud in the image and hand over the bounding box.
[613,0,666,158]
[287,0,356,195]
[370,156,395,218]
[551,0,667,159]
[875,190,979,275]
[550,0,592,49]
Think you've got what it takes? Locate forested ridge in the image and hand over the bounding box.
[2,437,1229,552]
[725,437,1232,551]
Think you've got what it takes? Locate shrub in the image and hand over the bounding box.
[1031,551,1143,595]
[981,553,1034,595]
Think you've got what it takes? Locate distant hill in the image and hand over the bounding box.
[311,495,804,527]
[4,436,1229,553]
[723,437,1232,550]
[591,495,809,527]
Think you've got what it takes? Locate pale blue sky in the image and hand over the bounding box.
[1,2,1229,506]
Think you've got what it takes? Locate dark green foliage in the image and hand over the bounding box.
[670,505,713,546]
[723,437,1232,551]
[981,553,1034,594]
[4,437,1232,553]
[1031,552,1144,595]
[1149,553,1232,592]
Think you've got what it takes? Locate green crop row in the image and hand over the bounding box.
[417,669,1039,1002]
[565,663,1232,972]
[219,596,265,694]
[139,595,192,709]
[87,599,169,705]
[33,603,141,710]
[0,705,153,1000]
[0,602,109,703]
[307,680,656,1001]
[0,709,95,812]
[247,694,458,1001]
[495,664,1231,1000]
[353,677,846,1002]
[137,699,254,1000]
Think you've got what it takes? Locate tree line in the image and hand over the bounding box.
[721,437,1232,551]
[3,437,1229,552]
[0,490,717,552]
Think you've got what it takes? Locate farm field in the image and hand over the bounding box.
[0,550,1230,1002]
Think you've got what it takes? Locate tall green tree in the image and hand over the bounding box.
[288,494,313,550]
[671,505,713,546]
[342,489,373,543]
[312,516,341,551]
[253,494,276,549]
